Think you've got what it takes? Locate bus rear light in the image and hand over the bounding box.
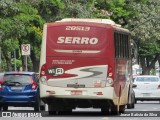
[40,76,47,85]
[106,78,113,87]
[40,64,46,77]
[108,73,113,77]
[94,80,102,87]
[41,71,45,76]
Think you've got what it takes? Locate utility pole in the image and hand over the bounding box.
[14,50,17,71]
[0,31,2,72]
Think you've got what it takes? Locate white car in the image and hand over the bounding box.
[133,75,160,103]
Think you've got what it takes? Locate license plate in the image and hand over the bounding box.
[67,84,85,88]
[143,93,151,97]
[71,90,82,95]
[11,86,22,90]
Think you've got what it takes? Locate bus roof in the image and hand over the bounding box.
[56,18,121,27]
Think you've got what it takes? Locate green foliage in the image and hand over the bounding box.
[17,2,38,15]
[0,0,44,71]
[95,0,135,25]
[0,0,19,18]
[139,42,160,57]
[130,0,160,57]
[11,59,22,70]
[0,0,160,73]
[2,39,19,52]
[127,0,160,74]
[34,0,64,22]
[54,0,95,19]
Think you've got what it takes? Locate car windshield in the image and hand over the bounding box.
[136,77,159,82]
[3,74,32,85]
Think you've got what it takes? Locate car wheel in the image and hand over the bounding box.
[3,106,8,111]
[127,97,135,109]
[132,102,135,108]
[127,103,132,109]
[132,97,135,108]
[34,95,40,111]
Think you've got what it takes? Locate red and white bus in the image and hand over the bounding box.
[39,18,134,115]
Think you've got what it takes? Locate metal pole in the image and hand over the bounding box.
[0,31,4,72]
[0,35,1,72]
[26,55,28,71]
[0,47,1,72]
[14,50,16,71]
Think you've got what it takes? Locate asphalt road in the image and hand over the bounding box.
[1,101,160,120]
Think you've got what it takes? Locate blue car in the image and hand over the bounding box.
[0,72,43,111]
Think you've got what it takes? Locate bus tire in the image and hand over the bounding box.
[127,103,132,109]
[58,110,72,115]
[49,111,57,115]
[101,107,109,115]
[111,105,119,115]
[48,104,57,115]
[119,105,125,113]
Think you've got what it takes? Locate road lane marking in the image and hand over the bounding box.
[102,117,109,120]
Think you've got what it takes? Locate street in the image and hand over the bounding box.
[0,101,160,120]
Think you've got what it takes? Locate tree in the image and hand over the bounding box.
[33,0,65,22]
[1,0,160,75]
[94,0,160,75]
[0,0,44,72]
[0,0,20,71]
[129,0,160,74]
[94,0,136,25]
[60,0,95,18]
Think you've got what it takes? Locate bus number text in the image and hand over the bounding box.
[66,26,90,31]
